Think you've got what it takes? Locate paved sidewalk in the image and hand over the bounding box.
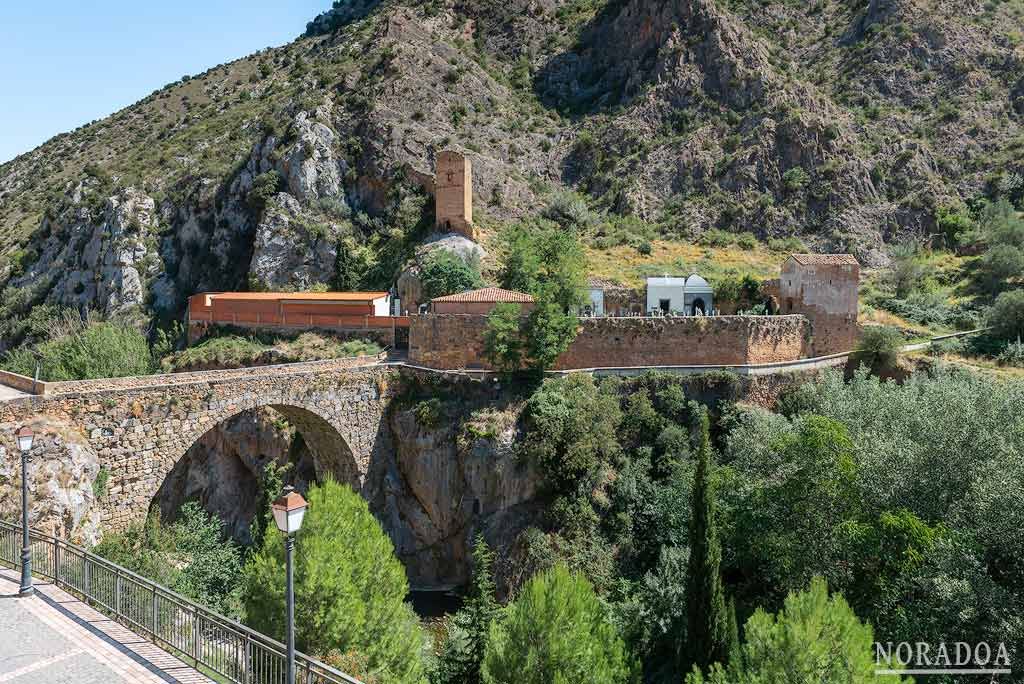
[0,569,212,683]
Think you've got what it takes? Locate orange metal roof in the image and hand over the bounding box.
[789,254,860,266]
[431,287,535,303]
[202,291,389,302]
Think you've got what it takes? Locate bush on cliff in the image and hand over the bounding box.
[242,478,426,683]
[2,320,154,381]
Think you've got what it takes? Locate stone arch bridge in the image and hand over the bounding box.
[0,357,395,533]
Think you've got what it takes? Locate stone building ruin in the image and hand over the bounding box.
[435,150,474,240]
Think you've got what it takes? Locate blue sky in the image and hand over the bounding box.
[0,1,330,165]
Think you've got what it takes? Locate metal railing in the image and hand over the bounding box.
[0,520,363,684]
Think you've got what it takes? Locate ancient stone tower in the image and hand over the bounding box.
[435,150,474,240]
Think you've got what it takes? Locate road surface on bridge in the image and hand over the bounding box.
[0,568,211,684]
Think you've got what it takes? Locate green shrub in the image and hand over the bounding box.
[242,479,426,682]
[420,250,483,300]
[782,167,810,193]
[736,232,758,249]
[997,339,1024,366]
[249,170,284,213]
[521,374,622,494]
[697,229,734,247]
[928,336,965,357]
[986,289,1024,341]
[95,503,243,617]
[853,326,903,374]
[414,397,444,428]
[686,578,912,684]
[979,244,1024,294]
[2,321,154,381]
[482,564,635,684]
[543,191,595,230]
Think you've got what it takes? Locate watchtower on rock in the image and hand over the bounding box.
[435,150,474,240]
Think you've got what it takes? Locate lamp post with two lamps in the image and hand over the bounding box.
[16,426,34,597]
[271,485,308,684]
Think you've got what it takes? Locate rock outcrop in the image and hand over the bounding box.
[0,417,101,544]
[373,399,540,589]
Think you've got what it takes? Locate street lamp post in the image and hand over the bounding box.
[16,426,35,597]
[272,486,308,684]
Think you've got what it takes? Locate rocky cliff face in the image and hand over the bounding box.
[372,400,540,589]
[0,417,102,544]
[2,0,1021,322]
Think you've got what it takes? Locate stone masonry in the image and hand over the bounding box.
[0,359,395,533]
[408,314,813,370]
[779,254,861,355]
[435,150,474,239]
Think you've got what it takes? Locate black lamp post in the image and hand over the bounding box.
[16,426,34,597]
[272,486,308,684]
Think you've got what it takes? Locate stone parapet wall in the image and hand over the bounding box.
[36,354,386,397]
[409,314,813,370]
[409,314,495,370]
[555,316,811,369]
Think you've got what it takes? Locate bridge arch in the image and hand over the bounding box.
[153,401,363,542]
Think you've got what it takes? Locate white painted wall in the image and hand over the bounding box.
[586,288,605,316]
[646,278,687,313]
[373,295,391,317]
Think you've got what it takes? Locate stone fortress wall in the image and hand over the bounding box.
[409,314,814,370]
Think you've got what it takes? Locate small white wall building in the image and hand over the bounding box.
[645,274,714,315]
[584,286,605,316]
[646,276,688,314]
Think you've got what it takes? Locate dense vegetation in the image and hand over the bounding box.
[92,362,1024,683]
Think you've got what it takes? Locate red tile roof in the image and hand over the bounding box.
[789,254,860,266]
[431,287,535,303]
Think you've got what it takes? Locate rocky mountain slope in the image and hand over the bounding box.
[1,0,1022,340]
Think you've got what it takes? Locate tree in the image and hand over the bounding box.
[420,250,483,300]
[685,578,913,684]
[482,303,525,374]
[979,244,1024,294]
[497,220,586,311]
[482,564,634,684]
[248,460,290,553]
[986,289,1024,341]
[522,300,578,373]
[434,537,501,684]
[521,374,622,495]
[852,325,903,375]
[242,478,426,683]
[684,407,730,673]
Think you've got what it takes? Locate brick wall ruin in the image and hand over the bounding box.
[408,314,813,370]
[779,258,861,355]
[435,151,474,239]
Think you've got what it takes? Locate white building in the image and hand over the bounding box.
[645,274,714,315]
[584,286,605,316]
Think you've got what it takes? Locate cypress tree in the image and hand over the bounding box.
[684,407,730,672]
[435,536,500,684]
